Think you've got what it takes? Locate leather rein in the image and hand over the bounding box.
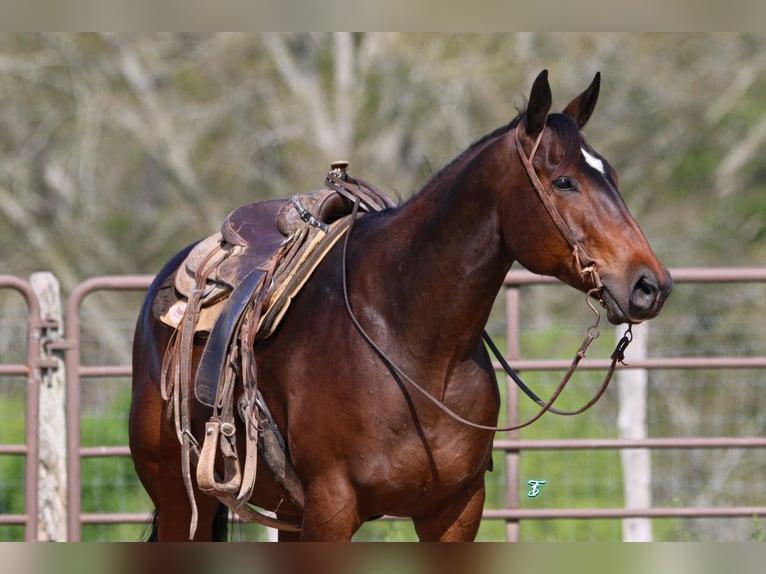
[326,125,633,432]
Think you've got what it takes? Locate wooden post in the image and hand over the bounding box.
[30,272,68,542]
[616,323,652,542]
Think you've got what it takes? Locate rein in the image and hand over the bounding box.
[327,127,634,432]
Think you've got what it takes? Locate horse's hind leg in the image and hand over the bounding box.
[130,373,224,541]
[154,475,226,541]
[277,526,302,541]
[133,434,226,540]
[412,479,486,542]
[129,250,227,541]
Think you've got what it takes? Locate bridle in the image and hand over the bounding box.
[515,126,605,293]
[327,124,633,432]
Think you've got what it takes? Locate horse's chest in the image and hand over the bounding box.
[356,425,491,501]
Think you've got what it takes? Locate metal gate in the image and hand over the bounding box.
[0,275,43,541]
[62,276,153,542]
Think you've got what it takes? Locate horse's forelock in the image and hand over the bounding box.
[544,113,584,167]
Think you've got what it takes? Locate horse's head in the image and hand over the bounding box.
[501,70,672,324]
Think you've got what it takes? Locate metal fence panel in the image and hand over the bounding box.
[3,267,765,541]
[0,276,40,541]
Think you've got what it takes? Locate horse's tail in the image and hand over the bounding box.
[141,504,229,541]
[143,511,159,542]
[211,503,229,541]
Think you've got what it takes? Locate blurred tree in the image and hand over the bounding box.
[2,33,765,287]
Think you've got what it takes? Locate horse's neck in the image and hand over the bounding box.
[362,137,513,360]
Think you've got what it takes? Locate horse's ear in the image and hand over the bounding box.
[524,69,552,136]
[563,72,601,129]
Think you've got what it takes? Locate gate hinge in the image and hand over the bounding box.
[44,338,77,352]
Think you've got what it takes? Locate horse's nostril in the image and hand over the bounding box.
[638,276,656,296]
[631,274,659,310]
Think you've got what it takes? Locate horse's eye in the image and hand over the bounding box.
[552,176,579,192]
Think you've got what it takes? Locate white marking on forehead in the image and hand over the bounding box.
[581,147,606,175]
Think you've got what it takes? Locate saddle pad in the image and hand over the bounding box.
[160,299,223,332]
[174,232,232,305]
[257,216,352,339]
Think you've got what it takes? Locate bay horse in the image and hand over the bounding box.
[129,70,672,541]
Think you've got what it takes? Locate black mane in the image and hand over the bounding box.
[421,115,522,193]
[408,106,584,204]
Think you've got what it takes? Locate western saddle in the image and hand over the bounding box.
[157,162,396,537]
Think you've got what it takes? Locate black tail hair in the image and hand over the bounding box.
[143,511,159,542]
[142,504,229,542]
[212,503,229,541]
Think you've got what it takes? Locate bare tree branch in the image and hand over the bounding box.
[262,33,345,157]
[715,114,766,198]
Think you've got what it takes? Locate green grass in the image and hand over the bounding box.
[0,393,26,541]
[79,383,153,542]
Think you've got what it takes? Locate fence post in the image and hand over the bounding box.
[30,272,68,542]
[504,286,521,542]
[617,323,652,541]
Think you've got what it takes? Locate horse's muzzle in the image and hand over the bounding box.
[627,266,673,323]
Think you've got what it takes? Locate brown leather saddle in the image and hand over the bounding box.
[193,192,357,405]
[159,164,395,408]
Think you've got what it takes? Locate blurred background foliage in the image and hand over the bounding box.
[1,32,765,286]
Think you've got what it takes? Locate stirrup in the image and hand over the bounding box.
[196,420,242,494]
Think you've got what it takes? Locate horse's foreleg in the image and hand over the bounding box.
[298,474,362,541]
[413,479,486,542]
